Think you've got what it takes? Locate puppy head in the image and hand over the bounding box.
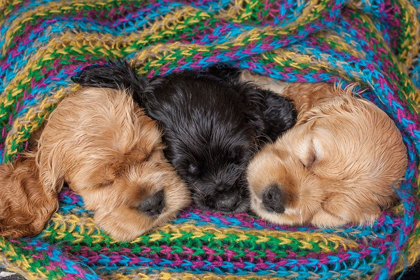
[0,157,58,238]
[248,84,408,227]
[168,119,257,213]
[149,74,260,213]
[37,87,191,241]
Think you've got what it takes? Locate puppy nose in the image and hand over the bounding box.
[262,184,285,213]
[138,190,165,216]
[216,193,240,212]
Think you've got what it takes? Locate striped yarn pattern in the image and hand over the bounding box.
[0,0,419,279]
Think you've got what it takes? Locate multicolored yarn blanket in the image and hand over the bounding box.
[1,0,420,279]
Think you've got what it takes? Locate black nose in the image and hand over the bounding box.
[262,184,285,213]
[138,190,165,216]
[216,193,240,212]
[202,192,240,212]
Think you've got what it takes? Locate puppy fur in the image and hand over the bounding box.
[241,71,408,227]
[0,157,57,238]
[0,87,190,241]
[72,63,297,213]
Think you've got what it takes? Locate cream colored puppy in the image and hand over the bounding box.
[242,71,407,227]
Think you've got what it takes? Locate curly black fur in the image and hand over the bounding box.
[73,62,297,213]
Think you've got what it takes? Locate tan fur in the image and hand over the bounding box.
[0,157,58,238]
[0,88,191,241]
[243,71,408,227]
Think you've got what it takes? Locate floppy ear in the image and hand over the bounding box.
[234,83,267,141]
[258,89,297,141]
[71,61,149,105]
[237,83,297,144]
[281,82,338,124]
[36,132,67,195]
[0,157,58,238]
[202,63,242,84]
[210,66,297,143]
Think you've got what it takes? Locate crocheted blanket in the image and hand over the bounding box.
[1,0,419,279]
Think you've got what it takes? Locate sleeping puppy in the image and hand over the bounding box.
[241,71,408,227]
[0,87,190,241]
[72,63,297,213]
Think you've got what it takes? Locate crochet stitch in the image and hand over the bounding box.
[0,0,419,279]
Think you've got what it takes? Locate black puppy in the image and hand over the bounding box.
[72,62,296,213]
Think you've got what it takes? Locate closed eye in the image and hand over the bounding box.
[131,145,162,164]
[144,149,161,162]
[299,139,317,169]
[301,152,315,168]
[99,180,114,187]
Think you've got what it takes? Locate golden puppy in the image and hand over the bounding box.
[241,71,408,227]
[0,87,191,241]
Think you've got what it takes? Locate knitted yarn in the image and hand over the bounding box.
[0,0,419,279]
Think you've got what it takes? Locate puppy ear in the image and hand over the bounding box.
[203,64,242,84]
[238,84,297,144]
[0,157,58,238]
[258,89,297,141]
[36,136,66,195]
[281,82,337,124]
[219,68,297,142]
[235,83,267,141]
[71,61,149,105]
